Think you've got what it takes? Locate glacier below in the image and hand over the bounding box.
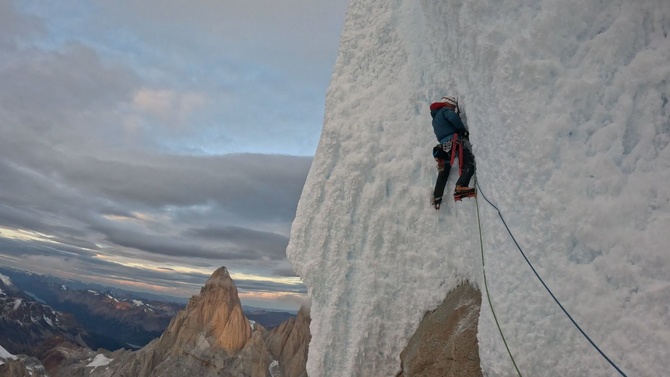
[287,0,670,376]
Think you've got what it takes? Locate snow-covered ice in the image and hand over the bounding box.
[0,344,18,360]
[43,315,53,327]
[287,0,670,376]
[269,360,281,377]
[86,354,113,368]
[0,273,12,286]
[0,344,18,367]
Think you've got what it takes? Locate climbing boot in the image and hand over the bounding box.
[453,185,476,201]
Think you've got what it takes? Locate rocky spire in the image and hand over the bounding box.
[157,266,252,355]
[204,266,235,289]
[83,266,258,377]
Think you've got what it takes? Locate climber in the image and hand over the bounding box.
[430,95,476,210]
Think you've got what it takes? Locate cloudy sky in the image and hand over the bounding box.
[0,0,349,311]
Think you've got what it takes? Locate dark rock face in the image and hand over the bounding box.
[0,355,50,377]
[397,282,483,377]
[0,279,89,357]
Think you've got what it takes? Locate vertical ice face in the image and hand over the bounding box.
[287,0,670,376]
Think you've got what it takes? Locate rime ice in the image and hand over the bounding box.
[287,0,670,376]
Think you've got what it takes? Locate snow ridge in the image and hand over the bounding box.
[0,344,18,360]
[287,0,670,376]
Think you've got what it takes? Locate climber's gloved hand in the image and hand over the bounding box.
[431,196,442,210]
[460,130,470,139]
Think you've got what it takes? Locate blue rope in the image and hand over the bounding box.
[475,181,629,377]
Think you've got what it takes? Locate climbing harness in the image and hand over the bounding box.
[473,179,629,377]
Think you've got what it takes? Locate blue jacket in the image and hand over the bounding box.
[431,105,467,144]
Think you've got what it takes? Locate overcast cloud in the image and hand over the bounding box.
[0,0,348,311]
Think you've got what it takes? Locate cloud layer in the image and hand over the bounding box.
[0,0,347,310]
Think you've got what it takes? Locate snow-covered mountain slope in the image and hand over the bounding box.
[287,0,670,376]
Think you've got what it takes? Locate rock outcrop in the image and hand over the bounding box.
[32,336,93,376]
[0,355,50,377]
[0,344,49,377]
[397,282,483,377]
[266,306,310,377]
[155,266,252,356]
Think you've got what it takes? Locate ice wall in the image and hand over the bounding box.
[287,1,670,376]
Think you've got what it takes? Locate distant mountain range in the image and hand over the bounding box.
[0,266,311,377]
[0,266,189,305]
[0,273,90,358]
[0,266,184,351]
[0,266,297,352]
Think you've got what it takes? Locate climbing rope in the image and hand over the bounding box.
[474,180,629,377]
[473,176,523,377]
